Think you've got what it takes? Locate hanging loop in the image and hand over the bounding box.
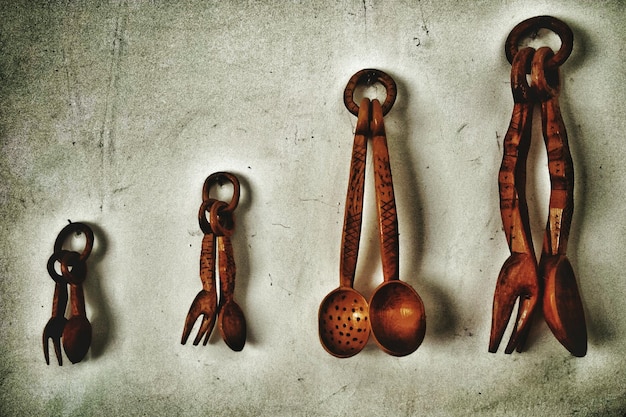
[344,69,397,117]
[505,15,573,68]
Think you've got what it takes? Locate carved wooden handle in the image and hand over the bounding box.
[339,98,369,288]
[542,95,574,255]
[371,99,399,282]
[533,46,574,256]
[498,101,535,255]
[200,232,217,292]
[51,281,68,318]
[498,47,536,256]
[218,235,237,302]
[69,284,87,318]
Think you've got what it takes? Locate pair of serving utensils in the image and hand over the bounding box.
[319,69,426,358]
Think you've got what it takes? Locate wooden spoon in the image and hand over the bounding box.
[217,235,246,351]
[367,99,425,356]
[533,46,586,356]
[318,98,371,358]
[62,283,92,363]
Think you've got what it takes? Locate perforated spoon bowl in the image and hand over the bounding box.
[319,98,372,358]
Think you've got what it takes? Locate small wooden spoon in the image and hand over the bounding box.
[62,283,92,363]
[217,235,246,351]
[58,250,92,364]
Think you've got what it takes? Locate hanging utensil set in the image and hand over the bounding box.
[44,222,94,365]
[489,16,586,357]
[318,69,426,358]
[181,171,247,351]
[42,15,588,365]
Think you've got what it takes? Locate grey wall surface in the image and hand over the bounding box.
[1,1,625,416]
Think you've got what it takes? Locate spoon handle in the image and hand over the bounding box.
[533,48,574,256]
[218,235,236,303]
[542,97,574,256]
[371,99,399,282]
[69,283,87,318]
[339,97,369,288]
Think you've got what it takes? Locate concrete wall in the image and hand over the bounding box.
[1,1,625,415]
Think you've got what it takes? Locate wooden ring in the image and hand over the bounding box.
[47,250,70,284]
[209,200,235,237]
[532,47,561,100]
[505,15,573,67]
[510,47,536,103]
[344,69,397,117]
[59,251,87,285]
[202,172,240,212]
[53,222,94,261]
[198,198,218,235]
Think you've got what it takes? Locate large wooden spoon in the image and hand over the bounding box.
[533,47,586,357]
[367,99,425,356]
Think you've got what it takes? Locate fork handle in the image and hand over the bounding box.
[498,101,535,255]
[51,281,69,318]
[498,47,536,256]
[200,232,217,291]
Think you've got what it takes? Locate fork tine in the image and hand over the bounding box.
[181,308,201,345]
[512,298,536,353]
[201,315,217,346]
[43,334,64,366]
[489,286,518,353]
[193,316,211,346]
[489,252,539,353]
[52,337,63,366]
[504,295,538,353]
[43,334,51,365]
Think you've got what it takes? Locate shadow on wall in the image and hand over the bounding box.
[84,222,114,360]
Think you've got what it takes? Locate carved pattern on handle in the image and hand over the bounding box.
[498,102,535,255]
[200,232,217,292]
[340,135,366,286]
[339,98,369,288]
[498,47,536,257]
[218,235,237,302]
[532,46,575,256]
[541,97,574,256]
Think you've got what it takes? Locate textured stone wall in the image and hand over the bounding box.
[1,1,625,415]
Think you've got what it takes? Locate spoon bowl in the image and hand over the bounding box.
[369,281,425,356]
[62,315,92,364]
[542,254,586,357]
[218,301,246,351]
[319,288,370,358]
